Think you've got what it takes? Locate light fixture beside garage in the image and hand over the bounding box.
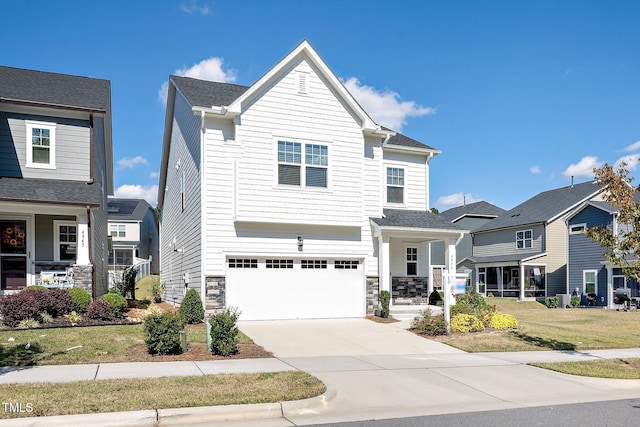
[297,235,303,251]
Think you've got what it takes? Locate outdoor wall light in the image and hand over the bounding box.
[297,235,303,251]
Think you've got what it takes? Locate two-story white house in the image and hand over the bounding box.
[0,66,113,298]
[157,41,466,320]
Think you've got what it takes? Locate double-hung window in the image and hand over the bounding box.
[110,224,126,238]
[406,247,418,276]
[583,270,597,294]
[54,221,77,262]
[277,141,328,187]
[26,121,56,169]
[386,167,404,203]
[516,229,533,249]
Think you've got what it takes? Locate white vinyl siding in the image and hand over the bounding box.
[383,151,428,210]
[386,167,404,204]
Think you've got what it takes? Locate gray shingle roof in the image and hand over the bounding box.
[0,177,103,206]
[381,126,435,150]
[439,201,506,223]
[468,252,547,264]
[372,209,465,230]
[474,181,602,233]
[171,76,249,108]
[108,198,152,221]
[0,66,110,111]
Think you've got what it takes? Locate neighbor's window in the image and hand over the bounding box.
[109,249,133,266]
[110,224,126,238]
[583,270,597,294]
[570,223,586,235]
[26,121,56,168]
[277,141,328,187]
[386,167,404,203]
[406,247,417,276]
[54,221,77,262]
[516,229,533,249]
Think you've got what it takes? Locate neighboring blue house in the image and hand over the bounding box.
[566,201,639,307]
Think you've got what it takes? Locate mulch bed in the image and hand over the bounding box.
[125,342,273,362]
[366,315,400,324]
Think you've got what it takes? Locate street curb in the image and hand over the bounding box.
[0,410,157,427]
[157,402,283,425]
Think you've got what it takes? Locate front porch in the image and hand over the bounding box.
[473,255,547,300]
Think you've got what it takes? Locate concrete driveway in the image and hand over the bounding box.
[238,319,640,425]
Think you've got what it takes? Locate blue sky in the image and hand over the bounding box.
[2,1,639,211]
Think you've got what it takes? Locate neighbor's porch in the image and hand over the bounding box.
[475,263,547,299]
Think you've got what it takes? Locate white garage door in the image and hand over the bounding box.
[226,258,365,320]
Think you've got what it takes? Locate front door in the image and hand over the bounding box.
[0,220,27,290]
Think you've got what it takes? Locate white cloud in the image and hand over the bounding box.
[149,171,160,179]
[435,192,481,208]
[615,154,640,171]
[117,156,148,170]
[180,0,211,15]
[624,141,640,152]
[529,165,542,174]
[342,77,435,131]
[563,156,603,179]
[114,184,159,207]
[158,57,237,104]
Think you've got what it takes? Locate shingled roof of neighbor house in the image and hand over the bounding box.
[474,180,602,233]
[439,200,506,223]
[170,76,436,151]
[0,177,103,206]
[108,198,152,221]
[0,65,110,112]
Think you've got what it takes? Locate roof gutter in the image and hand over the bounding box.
[0,97,106,114]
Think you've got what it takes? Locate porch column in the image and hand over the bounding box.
[76,213,90,265]
[378,235,391,293]
[520,264,526,301]
[606,264,613,309]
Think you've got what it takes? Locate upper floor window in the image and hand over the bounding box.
[26,121,56,169]
[569,223,586,235]
[516,229,533,249]
[386,167,404,204]
[277,141,328,187]
[110,224,126,238]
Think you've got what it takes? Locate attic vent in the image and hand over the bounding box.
[511,213,521,218]
[297,73,307,94]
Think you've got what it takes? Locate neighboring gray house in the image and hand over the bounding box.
[431,201,505,287]
[107,198,159,280]
[470,181,603,300]
[157,41,466,319]
[566,200,639,308]
[0,66,113,298]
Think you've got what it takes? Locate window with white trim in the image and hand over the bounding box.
[516,229,533,249]
[228,259,257,269]
[26,121,56,168]
[406,247,417,276]
[277,141,328,187]
[266,259,294,269]
[386,167,404,203]
[109,249,133,266]
[110,224,126,238]
[54,221,77,262]
[570,223,586,235]
[335,260,359,269]
[301,260,327,269]
[583,270,597,294]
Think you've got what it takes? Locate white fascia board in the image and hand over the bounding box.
[192,105,236,119]
[377,226,469,240]
[226,40,378,132]
[521,252,548,263]
[382,144,442,157]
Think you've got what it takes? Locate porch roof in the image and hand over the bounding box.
[371,209,467,240]
[0,177,103,206]
[467,252,548,264]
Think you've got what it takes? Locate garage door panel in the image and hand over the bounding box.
[226,258,365,320]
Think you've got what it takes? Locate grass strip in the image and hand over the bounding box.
[530,358,640,379]
[0,371,326,419]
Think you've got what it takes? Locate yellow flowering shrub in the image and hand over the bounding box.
[451,313,485,333]
[489,312,519,330]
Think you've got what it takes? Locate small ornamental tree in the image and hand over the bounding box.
[586,161,640,282]
[179,289,205,324]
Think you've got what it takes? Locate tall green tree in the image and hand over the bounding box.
[586,161,640,281]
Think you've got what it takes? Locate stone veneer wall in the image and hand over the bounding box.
[72,264,94,295]
[366,276,379,315]
[204,276,226,313]
[392,276,429,304]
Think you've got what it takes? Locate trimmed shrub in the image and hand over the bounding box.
[17,318,40,329]
[144,312,185,355]
[545,296,559,308]
[45,288,74,317]
[411,309,447,336]
[428,290,443,306]
[489,312,519,330]
[452,292,495,317]
[379,290,391,318]
[0,292,40,327]
[451,313,485,333]
[209,307,241,356]
[571,296,581,308]
[101,293,128,317]
[151,278,164,303]
[68,288,92,313]
[86,300,114,320]
[20,287,49,313]
[179,289,205,324]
